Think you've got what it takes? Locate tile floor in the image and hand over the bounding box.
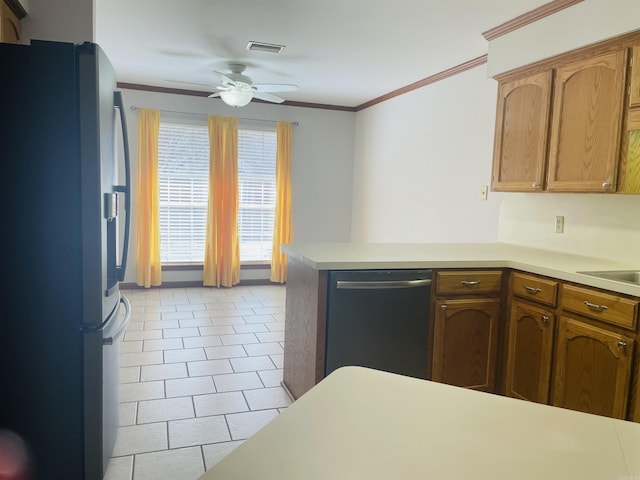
[104,284,290,480]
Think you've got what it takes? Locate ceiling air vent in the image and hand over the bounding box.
[246,41,286,54]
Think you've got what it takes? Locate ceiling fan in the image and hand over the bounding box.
[210,63,298,107]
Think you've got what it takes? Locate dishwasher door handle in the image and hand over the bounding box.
[336,279,432,290]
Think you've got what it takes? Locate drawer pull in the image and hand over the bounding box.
[524,286,542,294]
[541,315,549,324]
[584,301,608,312]
[460,281,481,286]
[618,341,627,350]
[440,305,447,311]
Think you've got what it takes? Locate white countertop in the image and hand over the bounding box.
[282,242,640,296]
[199,366,640,480]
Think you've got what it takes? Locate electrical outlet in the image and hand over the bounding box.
[480,185,488,201]
[555,215,564,233]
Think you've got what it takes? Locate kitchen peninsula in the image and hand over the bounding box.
[281,242,640,422]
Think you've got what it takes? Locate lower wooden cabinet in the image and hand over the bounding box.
[504,301,555,404]
[432,298,501,392]
[552,316,635,419]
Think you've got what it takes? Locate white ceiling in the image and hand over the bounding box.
[95,0,550,108]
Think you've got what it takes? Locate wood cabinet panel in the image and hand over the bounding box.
[562,284,638,330]
[511,272,558,307]
[435,270,502,296]
[432,298,501,392]
[491,71,552,191]
[1,0,21,44]
[504,301,555,404]
[630,46,640,109]
[547,50,628,192]
[552,317,634,419]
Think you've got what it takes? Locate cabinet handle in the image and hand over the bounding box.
[618,341,627,349]
[541,315,549,324]
[602,182,611,189]
[440,304,447,311]
[583,301,608,312]
[532,182,541,189]
[460,281,480,286]
[524,286,542,294]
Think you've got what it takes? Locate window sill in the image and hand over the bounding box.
[161,263,271,272]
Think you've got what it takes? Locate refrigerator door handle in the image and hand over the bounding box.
[113,90,131,282]
[103,295,132,346]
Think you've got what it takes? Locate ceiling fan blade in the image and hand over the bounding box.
[208,92,221,98]
[213,70,236,86]
[253,84,299,93]
[253,92,285,104]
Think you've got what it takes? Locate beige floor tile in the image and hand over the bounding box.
[119,402,137,426]
[120,366,140,384]
[232,323,269,334]
[243,314,277,324]
[169,416,230,448]
[103,455,133,480]
[202,440,244,469]
[252,306,284,315]
[193,391,249,417]
[219,333,259,346]
[162,327,200,338]
[124,321,144,332]
[144,305,177,313]
[163,347,207,364]
[187,359,233,377]
[255,331,285,343]
[166,376,216,398]
[257,369,284,388]
[198,325,236,336]
[176,303,207,312]
[265,322,285,332]
[243,342,283,357]
[124,330,163,342]
[120,381,165,403]
[182,335,223,349]
[204,345,247,360]
[143,320,180,330]
[178,318,214,328]
[143,338,184,352]
[213,372,263,392]
[270,353,284,368]
[137,397,194,424]
[212,316,246,325]
[243,386,292,410]
[230,355,275,373]
[120,350,164,368]
[112,422,168,456]
[120,340,143,354]
[133,446,204,480]
[159,311,195,321]
[226,409,279,440]
[140,363,188,382]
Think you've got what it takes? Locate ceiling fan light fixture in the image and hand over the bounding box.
[246,41,286,54]
[219,89,253,107]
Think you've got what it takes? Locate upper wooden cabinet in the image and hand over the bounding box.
[491,71,552,192]
[1,0,22,44]
[630,46,640,110]
[546,50,628,192]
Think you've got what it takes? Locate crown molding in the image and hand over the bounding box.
[482,0,584,41]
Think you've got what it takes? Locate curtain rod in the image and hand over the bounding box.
[129,106,299,126]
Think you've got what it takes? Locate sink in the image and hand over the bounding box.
[577,270,640,285]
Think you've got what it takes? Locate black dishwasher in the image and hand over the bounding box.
[325,269,432,378]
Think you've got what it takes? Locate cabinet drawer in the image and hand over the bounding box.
[436,271,502,296]
[511,272,558,307]
[561,284,638,330]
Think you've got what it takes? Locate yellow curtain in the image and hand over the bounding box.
[270,121,293,283]
[135,108,162,288]
[204,116,240,287]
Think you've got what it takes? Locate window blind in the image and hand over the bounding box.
[157,121,277,264]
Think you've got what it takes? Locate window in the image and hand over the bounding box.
[157,120,276,264]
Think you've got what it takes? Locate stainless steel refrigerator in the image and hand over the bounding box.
[0,40,132,479]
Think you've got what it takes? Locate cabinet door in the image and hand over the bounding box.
[547,50,628,192]
[1,1,21,44]
[491,71,552,192]
[552,317,634,419]
[432,298,500,392]
[504,301,555,404]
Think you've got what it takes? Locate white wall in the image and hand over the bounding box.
[22,0,93,44]
[119,89,355,284]
[351,65,503,243]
